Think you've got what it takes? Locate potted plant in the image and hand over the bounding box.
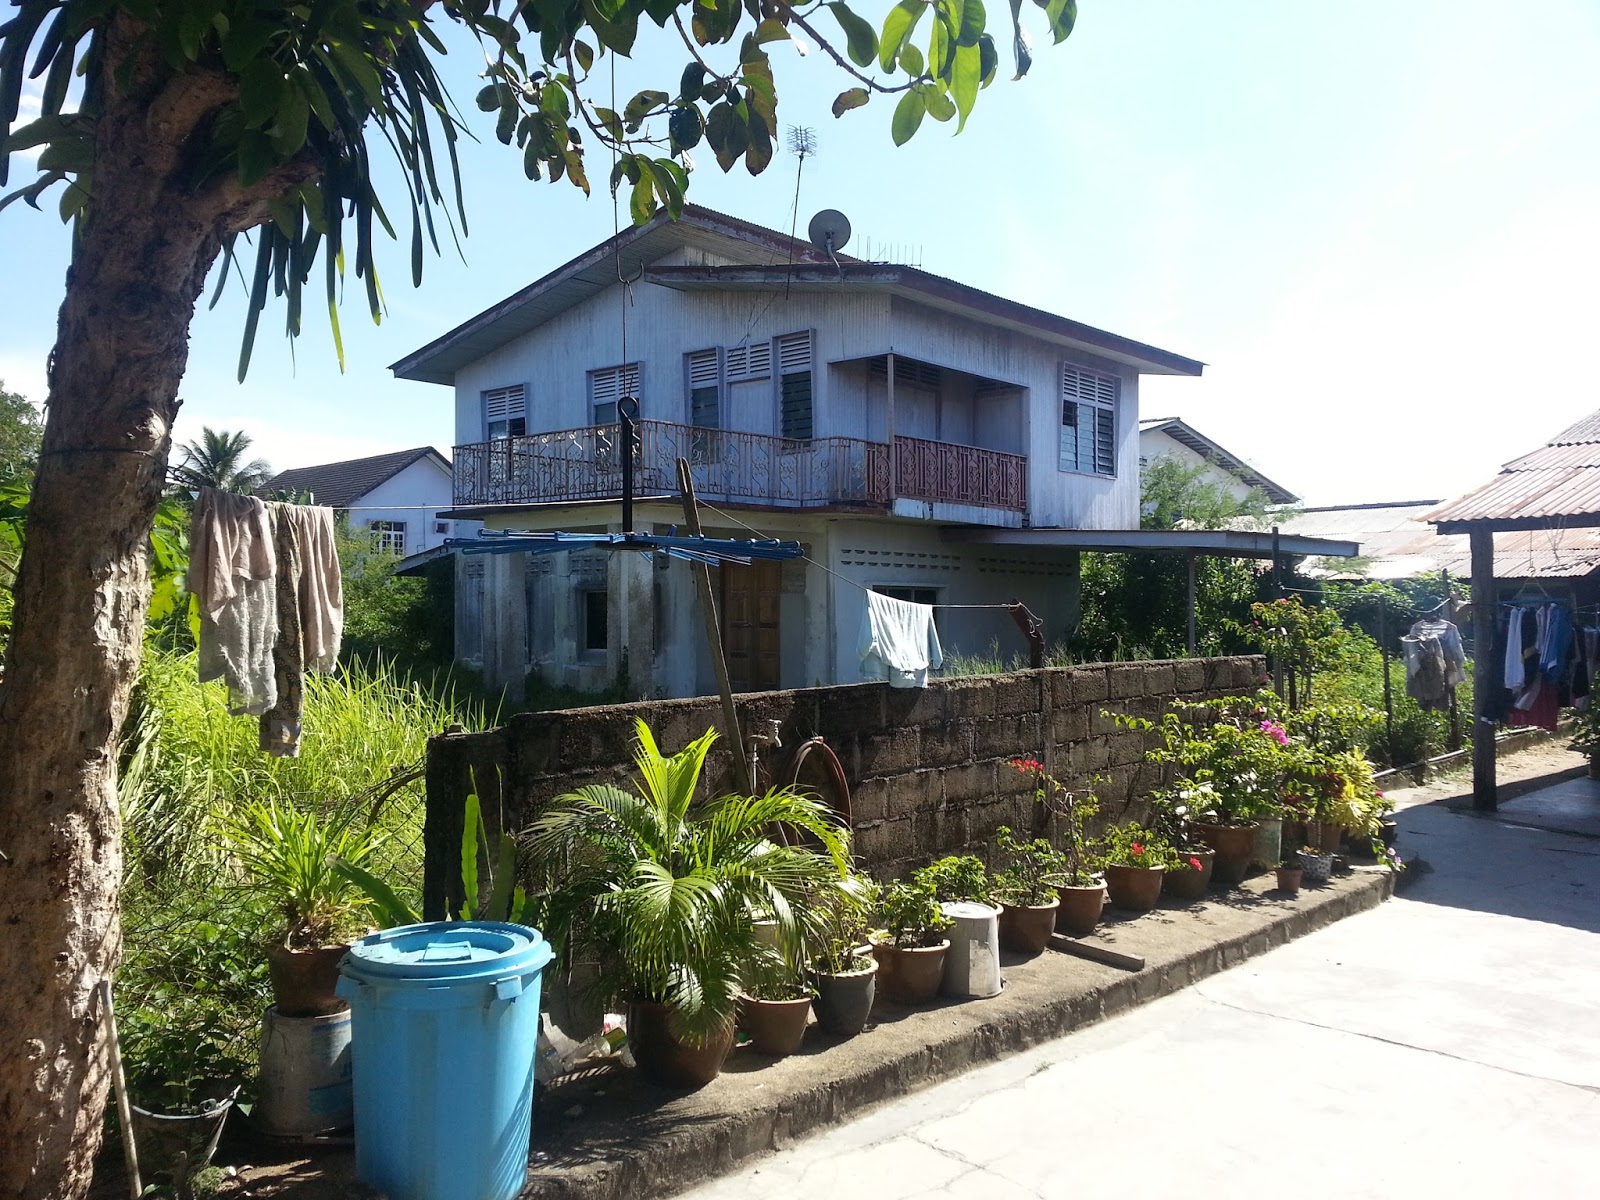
[809,876,878,1038]
[217,797,383,1016]
[1007,758,1105,937]
[739,952,814,1058]
[1275,854,1304,896]
[1147,782,1215,902]
[870,879,953,1005]
[990,826,1064,955]
[527,719,855,1089]
[915,853,992,907]
[912,853,999,997]
[1101,825,1178,912]
[1163,847,1215,903]
[1296,844,1334,886]
[1571,703,1600,778]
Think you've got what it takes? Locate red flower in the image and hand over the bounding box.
[1131,843,1144,855]
[1007,757,1044,774]
[1189,856,1202,871]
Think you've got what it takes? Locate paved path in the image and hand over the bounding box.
[680,782,1600,1200]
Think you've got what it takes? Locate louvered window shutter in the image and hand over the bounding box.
[778,331,813,441]
[590,363,639,426]
[687,349,720,428]
[1059,365,1119,476]
[483,385,526,439]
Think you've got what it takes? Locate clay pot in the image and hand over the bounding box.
[1251,817,1284,870]
[626,1001,734,1089]
[1194,822,1256,886]
[1275,866,1304,896]
[1296,849,1334,886]
[998,899,1060,956]
[811,956,877,1037]
[739,994,812,1057]
[267,943,349,1017]
[1104,864,1165,912]
[1319,821,1345,853]
[1163,847,1216,902]
[871,939,950,1005]
[1054,880,1106,937]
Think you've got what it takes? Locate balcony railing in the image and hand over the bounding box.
[893,435,1028,513]
[454,419,891,510]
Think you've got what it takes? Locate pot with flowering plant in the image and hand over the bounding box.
[1007,758,1106,936]
[1146,782,1216,902]
[990,826,1065,955]
[871,879,953,1005]
[1101,825,1179,912]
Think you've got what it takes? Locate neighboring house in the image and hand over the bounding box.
[391,206,1208,699]
[1281,501,1452,579]
[1137,416,1298,506]
[265,447,469,557]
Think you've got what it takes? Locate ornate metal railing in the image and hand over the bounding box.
[454,420,891,510]
[893,435,1028,512]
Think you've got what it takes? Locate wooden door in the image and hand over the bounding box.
[721,560,782,691]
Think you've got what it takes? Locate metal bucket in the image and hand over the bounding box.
[939,901,1002,998]
[257,1006,353,1139]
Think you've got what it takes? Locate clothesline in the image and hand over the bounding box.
[694,499,1035,615]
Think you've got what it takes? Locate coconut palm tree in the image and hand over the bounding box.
[527,719,855,1054]
[171,427,273,495]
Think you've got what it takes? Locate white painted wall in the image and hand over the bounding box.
[349,456,479,555]
[1138,428,1259,505]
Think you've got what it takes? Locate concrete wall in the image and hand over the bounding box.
[422,655,1265,917]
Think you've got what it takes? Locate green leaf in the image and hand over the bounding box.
[827,3,879,69]
[669,105,704,151]
[222,16,276,72]
[704,101,747,172]
[957,0,986,47]
[755,18,791,45]
[573,39,595,73]
[239,59,285,127]
[679,61,706,102]
[879,0,929,72]
[891,88,927,146]
[333,857,421,928]
[236,129,273,186]
[831,87,870,118]
[623,89,670,130]
[930,9,954,78]
[951,41,982,130]
[460,791,482,919]
[272,85,311,156]
[978,32,999,85]
[629,172,655,225]
[923,84,956,123]
[475,84,501,113]
[744,107,773,175]
[1009,0,1033,79]
[899,41,924,77]
[486,836,517,922]
[1043,0,1077,43]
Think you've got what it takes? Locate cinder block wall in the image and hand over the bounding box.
[422,657,1265,917]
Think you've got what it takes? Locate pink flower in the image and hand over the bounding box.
[1259,720,1289,746]
[1189,857,1202,871]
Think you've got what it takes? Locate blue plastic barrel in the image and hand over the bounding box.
[336,921,554,1200]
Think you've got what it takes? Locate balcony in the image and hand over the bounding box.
[453,420,1026,515]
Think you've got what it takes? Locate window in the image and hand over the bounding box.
[686,348,722,461]
[725,340,771,381]
[433,520,451,536]
[778,331,813,441]
[1059,365,1118,476]
[873,585,940,607]
[483,385,526,440]
[589,363,640,426]
[582,589,609,652]
[369,520,406,555]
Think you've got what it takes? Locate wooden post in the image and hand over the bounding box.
[1470,527,1498,810]
[1186,550,1198,657]
[1271,526,1285,698]
[885,350,897,500]
[677,459,751,787]
[1379,594,1395,764]
[1444,568,1463,750]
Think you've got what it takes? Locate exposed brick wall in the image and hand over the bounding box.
[422,656,1266,917]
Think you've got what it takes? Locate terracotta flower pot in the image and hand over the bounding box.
[811,956,877,1037]
[1104,864,1165,912]
[998,899,1060,956]
[1163,847,1215,903]
[1251,817,1284,870]
[267,943,349,1017]
[1275,866,1304,896]
[1054,880,1105,937]
[739,994,812,1057]
[626,1001,734,1089]
[1194,822,1255,886]
[1296,849,1334,886]
[871,939,950,1005]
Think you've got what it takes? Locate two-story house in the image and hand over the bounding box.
[391,207,1205,699]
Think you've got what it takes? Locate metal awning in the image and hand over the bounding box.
[941,527,1361,559]
[446,529,803,568]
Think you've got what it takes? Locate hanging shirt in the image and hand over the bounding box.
[191,487,278,716]
[1540,603,1573,683]
[859,591,943,688]
[1504,606,1527,692]
[1402,617,1466,711]
[259,504,344,757]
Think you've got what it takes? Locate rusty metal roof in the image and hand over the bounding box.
[1428,408,1600,531]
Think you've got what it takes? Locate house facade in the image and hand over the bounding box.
[265,446,467,557]
[392,208,1204,699]
[1137,416,1297,507]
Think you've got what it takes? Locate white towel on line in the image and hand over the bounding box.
[859,591,943,688]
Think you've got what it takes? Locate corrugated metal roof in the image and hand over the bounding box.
[1428,406,1600,528]
[1136,417,1298,503]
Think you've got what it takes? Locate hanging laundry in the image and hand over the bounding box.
[259,504,343,757]
[1508,674,1561,732]
[859,590,943,688]
[1503,606,1527,691]
[191,487,278,716]
[1540,602,1573,683]
[1401,616,1467,712]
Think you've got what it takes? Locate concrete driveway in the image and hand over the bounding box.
[679,779,1600,1200]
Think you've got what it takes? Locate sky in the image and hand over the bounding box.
[2,2,1598,506]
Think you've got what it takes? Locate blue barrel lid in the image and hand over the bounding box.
[341,921,553,986]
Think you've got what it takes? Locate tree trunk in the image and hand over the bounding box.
[0,29,266,1196]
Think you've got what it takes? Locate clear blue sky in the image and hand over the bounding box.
[2,2,1597,506]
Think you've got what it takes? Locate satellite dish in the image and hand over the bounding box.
[808,209,852,256]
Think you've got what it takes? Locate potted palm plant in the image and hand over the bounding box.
[870,879,952,1005]
[526,719,854,1090]
[217,797,383,1016]
[1101,824,1178,912]
[1007,758,1105,937]
[990,826,1064,955]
